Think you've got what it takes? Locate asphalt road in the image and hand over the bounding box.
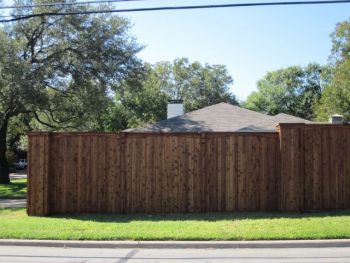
[1,246,350,263]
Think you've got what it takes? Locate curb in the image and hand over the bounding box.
[0,239,350,249]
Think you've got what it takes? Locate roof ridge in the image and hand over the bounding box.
[164,102,232,121]
[183,103,271,118]
[274,112,293,116]
[273,112,311,121]
[248,112,311,128]
[229,105,271,117]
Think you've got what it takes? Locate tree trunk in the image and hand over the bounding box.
[0,118,10,184]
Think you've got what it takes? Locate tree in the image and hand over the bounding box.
[112,59,239,129]
[6,114,31,160]
[245,63,329,120]
[114,64,169,128]
[316,60,350,121]
[148,58,239,112]
[316,19,350,121]
[330,19,350,62]
[0,2,142,183]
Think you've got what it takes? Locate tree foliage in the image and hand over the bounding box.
[115,65,169,128]
[330,19,350,62]
[153,58,239,112]
[0,2,142,183]
[111,58,239,129]
[316,19,350,121]
[245,64,329,120]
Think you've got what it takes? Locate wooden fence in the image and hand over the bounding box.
[278,124,350,211]
[27,123,350,215]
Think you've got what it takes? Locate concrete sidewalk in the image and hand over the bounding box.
[0,199,26,209]
[0,239,350,249]
[10,173,27,180]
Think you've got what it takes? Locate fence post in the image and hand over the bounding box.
[277,123,305,211]
[27,132,51,216]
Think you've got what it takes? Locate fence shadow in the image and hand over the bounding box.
[47,210,350,223]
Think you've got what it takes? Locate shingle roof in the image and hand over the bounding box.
[237,113,312,132]
[123,103,311,133]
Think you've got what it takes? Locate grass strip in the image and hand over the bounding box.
[1,209,350,240]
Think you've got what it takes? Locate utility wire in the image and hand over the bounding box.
[0,0,144,10]
[1,0,350,22]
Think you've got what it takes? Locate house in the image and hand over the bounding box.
[124,101,311,133]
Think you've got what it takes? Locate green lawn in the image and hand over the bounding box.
[1,209,350,240]
[0,179,27,199]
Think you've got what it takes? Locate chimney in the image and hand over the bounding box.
[329,114,343,124]
[167,100,184,119]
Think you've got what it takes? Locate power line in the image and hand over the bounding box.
[1,0,350,23]
[0,0,144,10]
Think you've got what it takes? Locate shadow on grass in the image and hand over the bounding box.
[0,179,27,199]
[48,210,350,223]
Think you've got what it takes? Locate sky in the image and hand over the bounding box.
[116,0,350,99]
[2,0,350,99]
